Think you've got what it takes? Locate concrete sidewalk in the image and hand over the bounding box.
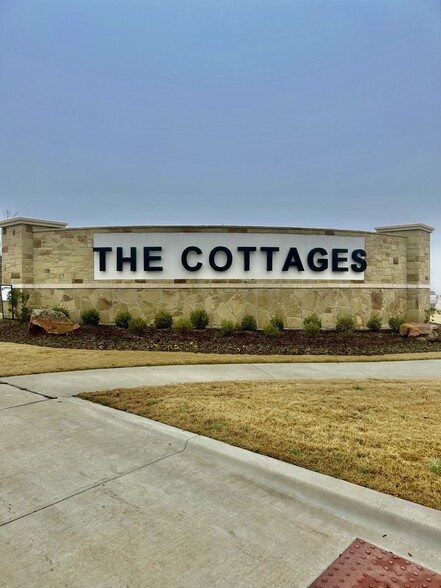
[1,363,441,586]
[2,358,441,397]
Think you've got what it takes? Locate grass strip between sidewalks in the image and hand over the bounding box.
[80,379,441,510]
[1,341,441,377]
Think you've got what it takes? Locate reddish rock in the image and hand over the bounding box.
[29,309,80,335]
[399,322,440,340]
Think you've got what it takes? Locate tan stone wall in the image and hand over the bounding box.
[376,226,431,322]
[32,228,94,285]
[1,224,34,283]
[1,221,432,326]
[32,285,407,329]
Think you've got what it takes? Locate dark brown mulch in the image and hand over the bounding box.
[1,320,440,356]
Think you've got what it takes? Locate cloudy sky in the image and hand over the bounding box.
[1,0,440,290]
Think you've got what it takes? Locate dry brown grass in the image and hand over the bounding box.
[80,379,441,510]
[1,342,441,377]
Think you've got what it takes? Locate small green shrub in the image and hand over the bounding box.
[335,313,355,334]
[19,292,31,322]
[154,310,173,329]
[269,314,284,331]
[366,313,382,332]
[388,315,405,334]
[263,323,280,337]
[218,319,236,337]
[190,308,209,329]
[20,306,32,322]
[240,314,257,331]
[128,317,147,335]
[425,307,440,323]
[303,322,321,337]
[173,317,194,333]
[115,311,132,329]
[303,313,322,329]
[52,306,70,318]
[80,308,100,326]
[7,289,20,317]
[7,289,31,321]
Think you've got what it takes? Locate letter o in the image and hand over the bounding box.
[209,246,233,272]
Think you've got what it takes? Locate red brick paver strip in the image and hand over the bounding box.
[308,538,441,588]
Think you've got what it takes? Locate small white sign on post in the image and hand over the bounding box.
[1,285,13,319]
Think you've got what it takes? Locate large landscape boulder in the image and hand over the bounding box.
[29,309,80,335]
[399,322,440,341]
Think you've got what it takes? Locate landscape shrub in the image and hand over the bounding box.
[190,308,209,329]
[19,294,32,322]
[366,313,382,332]
[303,313,322,329]
[7,288,20,318]
[52,306,70,318]
[388,315,405,334]
[303,322,321,337]
[425,307,440,323]
[269,314,284,331]
[173,317,194,333]
[218,319,236,337]
[154,310,173,329]
[263,322,280,337]
[80,308,100,326]
[240,314,257,331]
[335,313,355,334]
[7,289,31,322]
[128,317,147,335]
[115,311,132,329]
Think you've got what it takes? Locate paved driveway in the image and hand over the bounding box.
[1,369,440,587]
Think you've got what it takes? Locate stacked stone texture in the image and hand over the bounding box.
[1,221,432,327]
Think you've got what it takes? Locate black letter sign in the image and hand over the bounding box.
[351,249,367,272]
[116,247,137,272]
[237,246,256,271]
[209,247,233,272]
[332,249,349,272]
[307,248,328,272]
[181,246,203,272]
[282,248,305,272]
[260,247,279,271]
[143,247,163,272]
[93,247,112,272]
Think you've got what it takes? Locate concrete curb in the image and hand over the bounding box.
[67,396,196,448]
[188,435,441,553]
[70,397,441,558]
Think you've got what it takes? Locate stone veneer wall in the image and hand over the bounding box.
[0,220,433,327]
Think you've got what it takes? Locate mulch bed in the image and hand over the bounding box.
[1,320,440,356]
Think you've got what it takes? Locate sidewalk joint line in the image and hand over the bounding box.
[0,380,53,399]
[0,398,51,412]
[0,434,199,529]
[249,364,277,379]
[146,367,175,384]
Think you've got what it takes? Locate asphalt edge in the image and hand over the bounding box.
[69,396,441,559]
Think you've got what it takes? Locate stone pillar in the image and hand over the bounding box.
[0,217,67,285]
[376,224,434,322]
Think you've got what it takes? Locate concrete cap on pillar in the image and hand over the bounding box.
[375,223,435,234]
[0,217,67,229]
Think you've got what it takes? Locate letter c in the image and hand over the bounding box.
[181,246,203,272]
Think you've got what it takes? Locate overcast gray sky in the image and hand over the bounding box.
[1,0,440,290]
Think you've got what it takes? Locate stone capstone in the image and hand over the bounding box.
[399,322,440,341]
[29,309,80,335]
